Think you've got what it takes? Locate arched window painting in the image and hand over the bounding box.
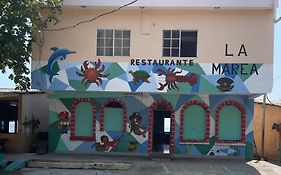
[215,101,246,144]
[70,98,96,141]
[180,100,210,143]
[100,99,126,132]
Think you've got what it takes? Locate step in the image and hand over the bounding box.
[150,153,172,161]
[27,159,132,170]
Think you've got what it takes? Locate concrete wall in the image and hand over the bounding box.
[22,93,49,132]
[0,93,49,153]
[254,103,281,161]
[20,93,49,152]
[33,9,274,64]
[48,92,254,159]
[31,8,274,93]
[63,0,275,9]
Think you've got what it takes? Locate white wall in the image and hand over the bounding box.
[22,93,49,132]
[63,0,274,9]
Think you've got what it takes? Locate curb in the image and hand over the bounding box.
[27,160,132,170]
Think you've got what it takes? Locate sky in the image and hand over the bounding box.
[0,8,281,101]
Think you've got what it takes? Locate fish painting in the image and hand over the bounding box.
[47,47,76,82]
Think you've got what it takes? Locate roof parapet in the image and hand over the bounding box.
[62,0,275,9]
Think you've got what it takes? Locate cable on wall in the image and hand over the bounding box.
[45,0,139,32]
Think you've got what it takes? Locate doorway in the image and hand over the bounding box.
[152,110,171,154]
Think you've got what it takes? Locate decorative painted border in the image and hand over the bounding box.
[215,100,246,145]
[180,100,210,144]
[70,98,96,141]
[148,100,175,155]
[100,98,127,132]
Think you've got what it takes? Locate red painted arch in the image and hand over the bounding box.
[70,98,96,141]
[100,98,127,132]
[180,100,210,144]
[148,100,175,155]
[215,100,246,145]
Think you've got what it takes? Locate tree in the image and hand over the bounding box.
[0,0,63,90]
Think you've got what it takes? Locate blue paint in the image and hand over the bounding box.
[47,47,76,83]
[246,99,254,129]
[135,141,148,153]
[31,69,47,89]
[150,94,165,101]
[246,131,254,143]
[222,63,238,79]
[232,76,249,93]
[66,67,82,81]
[175,95,194,110]
[49,78,69,90]
[0,153,5,167]
[74,142,95,153]
[118,73,128,82]
[4,160,26,172]
[128,81,144,92]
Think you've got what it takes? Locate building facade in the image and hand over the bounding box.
[31,0,276,159]
[0,90,48,153]
[254,101,281,161]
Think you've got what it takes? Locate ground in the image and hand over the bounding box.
[2,154,281,175]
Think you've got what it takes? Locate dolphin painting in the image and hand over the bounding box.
[47,47,76,82]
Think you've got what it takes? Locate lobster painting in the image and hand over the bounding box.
[157,68,197,91]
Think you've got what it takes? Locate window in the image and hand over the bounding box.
[100,99,126,132]
[164,117,171,133]
[162,30,197,57]
[180,100,210,144]
[215,101,246,145]
[97,29,130,56]
[70,98,96,141]
[0,100,18,134]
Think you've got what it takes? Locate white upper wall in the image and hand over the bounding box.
[22,94,49,132]
[63,0,277,9]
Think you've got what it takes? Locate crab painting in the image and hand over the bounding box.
[76,59,110,86]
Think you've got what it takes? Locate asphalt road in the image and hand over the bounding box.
[2,153,281,175]
[3,159,281,175]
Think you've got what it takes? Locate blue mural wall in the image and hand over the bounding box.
[31,48,272,94]
[48,92,254,159]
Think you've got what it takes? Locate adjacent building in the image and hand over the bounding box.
[254,100,281,161]
[31,0,277,159]
[0,89,48,153]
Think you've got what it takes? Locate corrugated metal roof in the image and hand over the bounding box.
[0,88,44,94]
[254,98,281,107]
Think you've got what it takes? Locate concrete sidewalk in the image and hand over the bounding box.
[2,153,281,175]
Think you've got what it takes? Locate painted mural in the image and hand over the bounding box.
[93,135,121,152]
[32,48,272,94]
[47,47,76,83]
[58,111,70,134]
[48,92,254,159]
[76,59,110,86]
[129,112,147,137]
[157,68,197,91]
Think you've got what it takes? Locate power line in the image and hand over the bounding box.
[45,0,139,32]
[267,96,275,106]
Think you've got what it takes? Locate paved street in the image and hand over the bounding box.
[2,154,281,175]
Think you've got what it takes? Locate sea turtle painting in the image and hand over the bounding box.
[129,70,151,84]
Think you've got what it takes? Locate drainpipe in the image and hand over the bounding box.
[274,0,281,23]
[261,94,267,159]
[279,131,281,162]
